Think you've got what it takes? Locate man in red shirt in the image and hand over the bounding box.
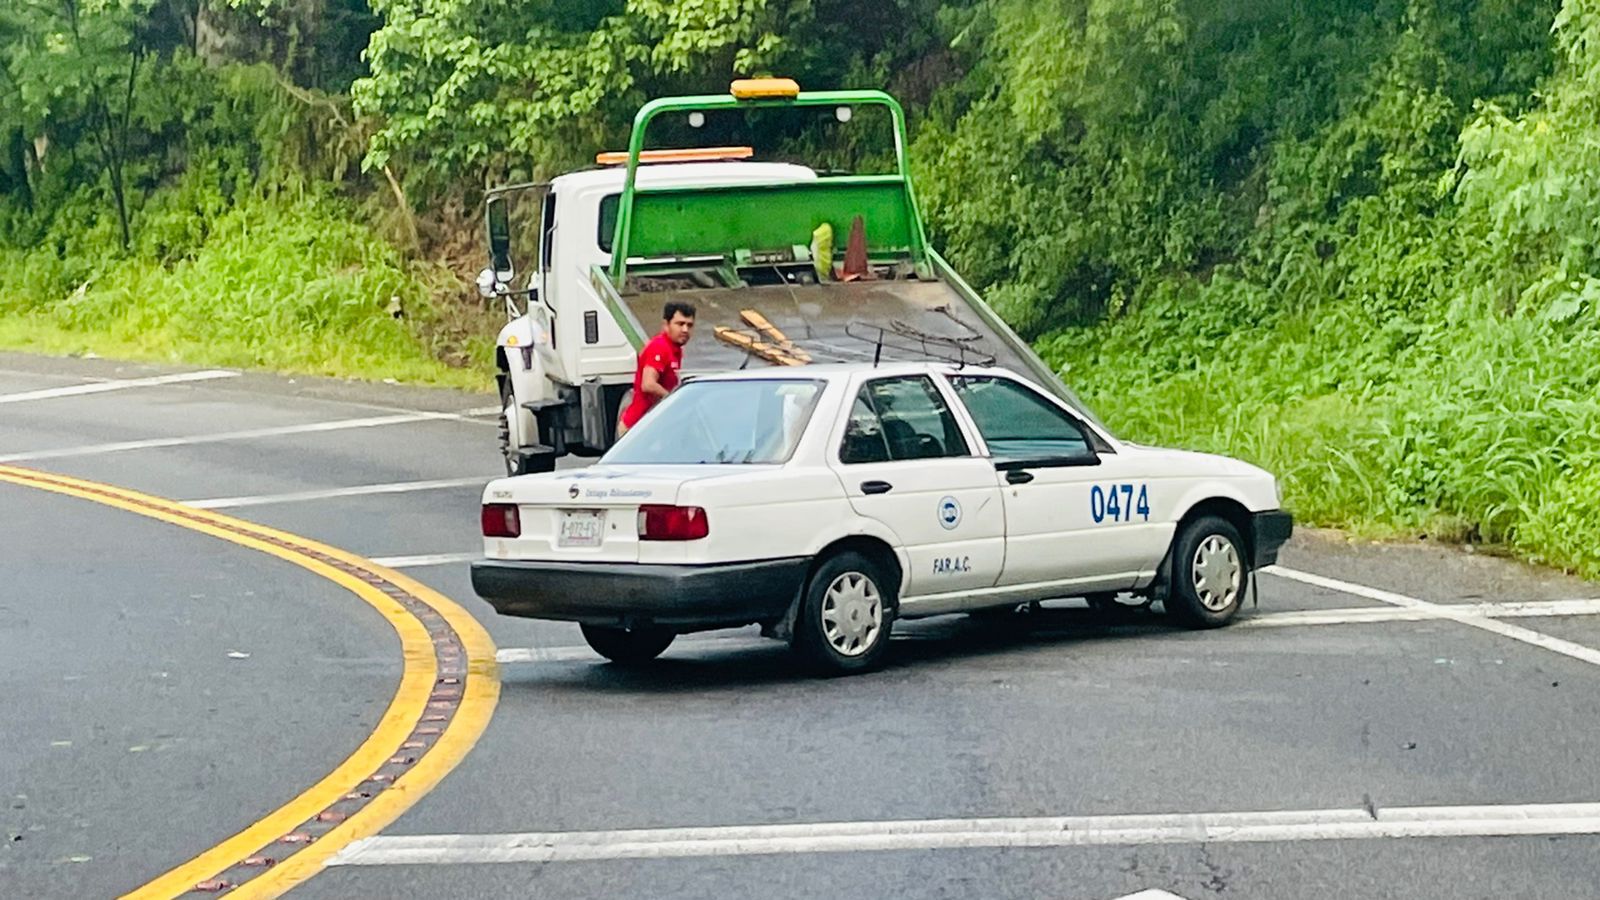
[616,301,695,437]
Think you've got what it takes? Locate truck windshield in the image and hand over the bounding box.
[604,379,825,465]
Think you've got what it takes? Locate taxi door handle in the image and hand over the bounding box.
[1005,470,1035,485]
[860,480,893,495]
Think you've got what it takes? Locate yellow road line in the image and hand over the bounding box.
[0,465,498,898]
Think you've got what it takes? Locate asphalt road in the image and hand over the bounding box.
[2,351,1598,899]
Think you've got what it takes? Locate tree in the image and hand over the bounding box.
[0,0,161,247]
[352,0,814,191]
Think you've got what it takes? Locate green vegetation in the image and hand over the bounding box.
[1026,0,1600,577]
[4,0,1598,573]
[0,2,487,387]
[0,193,488,386]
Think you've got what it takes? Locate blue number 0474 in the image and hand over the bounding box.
[1090,484,1151,523]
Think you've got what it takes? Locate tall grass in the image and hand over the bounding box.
[1039,285,1600,578]
[0,194,494,389]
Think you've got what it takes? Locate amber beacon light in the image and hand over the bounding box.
[730,78,801,100]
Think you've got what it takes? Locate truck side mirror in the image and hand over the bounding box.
[486,196,514,283]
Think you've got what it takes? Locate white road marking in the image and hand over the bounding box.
[0,369,237,404]
[1114,892,1191,900]
[185,477,487,510]
[496,634,771,665]
[369,551,479,569]
[493,599,1600,666]
[328,801,1600,866]
[0,411,476,463]
[1237,598,1600,628]
[1265,566,1600,669]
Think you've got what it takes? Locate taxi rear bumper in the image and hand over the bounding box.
[470,556,809,629]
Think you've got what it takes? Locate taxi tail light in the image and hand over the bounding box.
[482,503,521,538]
[638,505,708,541]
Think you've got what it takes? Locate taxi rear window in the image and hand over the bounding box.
[605,379,824,465]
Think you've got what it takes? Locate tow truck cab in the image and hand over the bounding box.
[483,159,820,473]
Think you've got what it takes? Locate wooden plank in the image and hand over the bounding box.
[713,326,806,366]
[738,309,813,363]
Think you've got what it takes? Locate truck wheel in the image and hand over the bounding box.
[499,380,556,475]
[580,624,675,665]
[793,551,895,675]
[497,380,522,476]
[613,388,635,442]
[1164,515,1246,629]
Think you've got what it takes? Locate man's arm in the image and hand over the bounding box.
[640,364,670,400]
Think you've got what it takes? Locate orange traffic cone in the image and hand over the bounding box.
[840,215,870,281]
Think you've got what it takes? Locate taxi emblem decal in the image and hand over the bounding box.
[938,496,961,530]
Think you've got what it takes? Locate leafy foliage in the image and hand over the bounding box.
[352,0,961,187]
[1026,0,1600,575]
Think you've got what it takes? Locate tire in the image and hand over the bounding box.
[793,551,896,675]
[497,379,523,476]
[614,388,635,442]
[1164,515,1247,629]
[579,624,675,665]
[499,379,556,475]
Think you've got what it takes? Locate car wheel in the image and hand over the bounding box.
[579,624,675,664]
[793,551,895,675]
[1165,515,1247,629]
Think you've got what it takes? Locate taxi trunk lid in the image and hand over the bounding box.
[485,467,714,563]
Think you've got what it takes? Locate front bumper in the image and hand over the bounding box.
[470,557,810,629]
[1249,510,1294,568]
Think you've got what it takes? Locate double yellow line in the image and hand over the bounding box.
[0,465,499,898]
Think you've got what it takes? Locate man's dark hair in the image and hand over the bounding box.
[663,301,696,322]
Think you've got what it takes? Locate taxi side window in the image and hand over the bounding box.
[840,376,970,464]
[948,375,1090,460]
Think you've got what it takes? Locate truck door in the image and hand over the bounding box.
[830,375,1005,611]
[946,374,1164,591]
[537,189,556,323]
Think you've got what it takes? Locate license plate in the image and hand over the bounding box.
[558,510,605,548]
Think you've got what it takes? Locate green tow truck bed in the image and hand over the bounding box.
[591,81,1090,415]
[616,278,1041,377]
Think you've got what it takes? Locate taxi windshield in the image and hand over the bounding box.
[604,379,825,465]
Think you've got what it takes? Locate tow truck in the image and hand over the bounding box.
[476,77,1107,475]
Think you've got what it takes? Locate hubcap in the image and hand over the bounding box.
[821,571,883,657]
[1191,534,1242,611]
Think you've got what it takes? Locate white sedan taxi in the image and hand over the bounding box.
[471,363,1292,674]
